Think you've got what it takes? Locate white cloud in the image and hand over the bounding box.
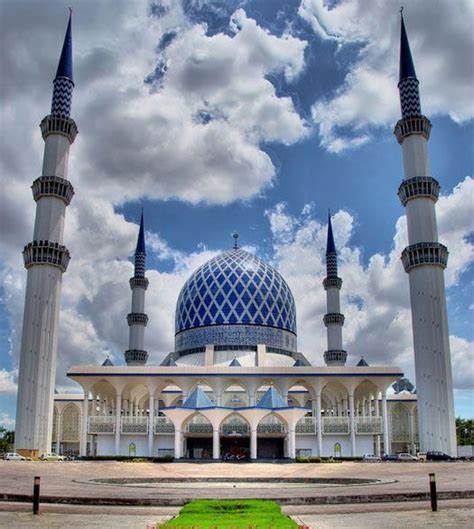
[0,413,15,430]
[0,370,17,395]
[299,0,474,152]
[267,176,474,390]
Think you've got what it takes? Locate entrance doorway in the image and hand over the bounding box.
[186,437,212,459]
[257,438,284,459]
[221,436,250,460]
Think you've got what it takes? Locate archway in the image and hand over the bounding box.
[220,413,251,461]
[182,412,213,460]
[257,412,287,459]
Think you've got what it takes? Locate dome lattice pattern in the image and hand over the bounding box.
[175,248,297,336]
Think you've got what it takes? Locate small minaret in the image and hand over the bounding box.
[15,12,78,457]
[124,212,149,366]
[395,12,456,454]
[323,213,347,366]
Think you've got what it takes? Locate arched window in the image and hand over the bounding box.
[61,404,80,442]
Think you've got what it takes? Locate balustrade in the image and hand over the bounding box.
[322,416,350,435]
[88,416,115,434]
[121,416,148,434]
[185,423,213,434]
[222,423,249,436]
[355,416,383,434]
[295,416,317,434]
[257,423,285,434]
[154,417,175,434]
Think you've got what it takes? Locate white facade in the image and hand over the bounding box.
[17,14,455,462]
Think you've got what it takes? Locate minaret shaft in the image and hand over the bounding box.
[396,14,456,455]
[323,214,346,366]
[15,14,76,457]
[125,212,149,366]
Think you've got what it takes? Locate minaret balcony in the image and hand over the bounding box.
[23,240,70,272]
[32,176,75,206]
[126,313,149,326]
[323,276,343,290]
[129,277,149,290]
[124,349,149,365]
[398,176,440,206]
[394,115,431,144]
[324,349,347,366]
[401,242,448,273]
[323,313,345,326]
[40,115,78,144]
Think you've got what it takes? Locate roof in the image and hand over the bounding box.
[257,386,287,409]
[135,211,146,255]
[56,13,73,81]
[399,14,417,81]
[293,358,305,366]
[101,357,114,366]
[182,387,214,408]
[175,248,297,336]
[229,357,241,367]
[357,357,369,367]
[326,213,336,255]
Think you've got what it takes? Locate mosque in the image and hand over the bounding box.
[14,12,456,460]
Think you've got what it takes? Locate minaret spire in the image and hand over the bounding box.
[394,11,456,455]
[15,11,78,457]
[125,211,149,366]
[322,212,346,366]
[398,12,421,118]
[51,11,74,118]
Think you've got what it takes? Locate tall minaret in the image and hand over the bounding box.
[323,213,347,366]
[15,12,78,457]
[395,13,456,454]
[124,212,149,366]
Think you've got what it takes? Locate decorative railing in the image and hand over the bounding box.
[185,423,213,434]
[323,313,345,326]
[257,423,285,434]
[154,417,175,434]
[322,416,350,435]
[355,416,383,434]
[23,240,70,272]
[88,416,115,434]
[32,175,75,205]
[296,417,317,434]
[222,423,249,436]
[121,416,148,434]
[401,242,448,272]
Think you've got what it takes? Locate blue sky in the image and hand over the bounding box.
[0,0,473,429]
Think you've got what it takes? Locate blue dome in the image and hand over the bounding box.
[175,248,297,352]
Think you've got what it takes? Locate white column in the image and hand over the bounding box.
[55,410,62,455]
[349,393,356,457]
[316,393,323,457]
[174,428,182,459]
[375,396,381,457]
[250,428,257,460]
[288,428,296,459]
[382,391,390,455]
[409,408,416,455]
[213,428,220,460]
[148,394,154,457]
[80,395,89,457]
[115,393,122,455]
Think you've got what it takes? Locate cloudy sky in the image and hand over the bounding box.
[0,0,473,429]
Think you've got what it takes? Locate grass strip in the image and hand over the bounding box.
[159,499,298,529]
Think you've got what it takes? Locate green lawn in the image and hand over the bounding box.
[159,499,298,529]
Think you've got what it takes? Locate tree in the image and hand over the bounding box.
[456,418,474,446]
[0,427,14,453]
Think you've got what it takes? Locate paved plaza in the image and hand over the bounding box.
[0,461,472,504]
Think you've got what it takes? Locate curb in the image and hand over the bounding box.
[1,490,473,507]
